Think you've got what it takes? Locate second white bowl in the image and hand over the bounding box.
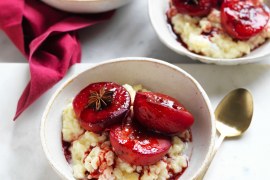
[148,0,270,65]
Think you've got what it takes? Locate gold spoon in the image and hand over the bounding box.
[197,88,253,180]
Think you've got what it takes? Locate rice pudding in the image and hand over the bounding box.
[168,0,270,59]
[62,84,193,180]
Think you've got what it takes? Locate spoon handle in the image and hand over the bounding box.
[195,134,226,180]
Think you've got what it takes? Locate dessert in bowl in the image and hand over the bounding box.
[40,57,215,180]
[42,0,132,13]
[149,0,270,65]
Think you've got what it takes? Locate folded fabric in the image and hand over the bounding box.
[0,0,114,120]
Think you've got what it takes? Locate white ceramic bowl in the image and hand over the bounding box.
[40,57,215,180]
[42,0,132,13]
[148,0,270,65]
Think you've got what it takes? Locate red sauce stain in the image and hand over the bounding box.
[62,139,71,163]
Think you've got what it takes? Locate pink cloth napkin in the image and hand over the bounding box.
[0,0,114,120]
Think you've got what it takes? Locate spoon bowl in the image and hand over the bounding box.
[215,88,253,137]
[265,0,270,7]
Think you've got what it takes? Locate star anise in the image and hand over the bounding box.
[86,87,114,111]
[186,0,199,5]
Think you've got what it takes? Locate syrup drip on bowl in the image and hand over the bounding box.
[166,8,208,56]
[62,139,72,163]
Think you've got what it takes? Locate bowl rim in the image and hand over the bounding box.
[148,0,270,65]
[40,57,216,180]
[41,0,132,14]
[43,0,126,2]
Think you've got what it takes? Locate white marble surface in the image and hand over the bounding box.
[1,0,270,180]
[0,0,270,64]
[1,63,270,180]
